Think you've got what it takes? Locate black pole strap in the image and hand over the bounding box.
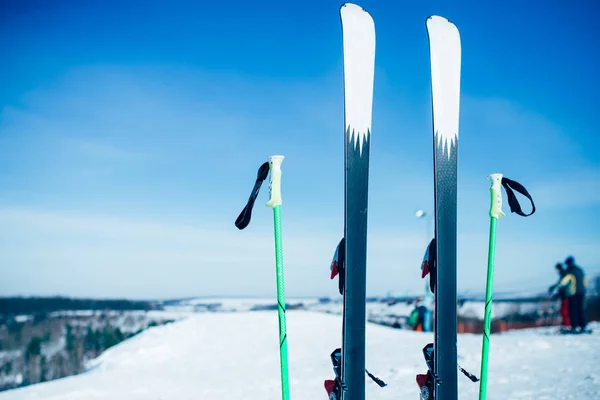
[501,177,536,217]
[366,369,387,387]
[234,162,270,230]
[458,364,479,382]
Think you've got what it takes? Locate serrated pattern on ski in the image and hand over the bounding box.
[341,3,375,157]
[347,126,371,157]
[434,130,458,160]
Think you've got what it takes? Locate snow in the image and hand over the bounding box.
[1,311,598,400]
[13,315,32,323]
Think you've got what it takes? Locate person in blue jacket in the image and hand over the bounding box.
[555,256,588,332]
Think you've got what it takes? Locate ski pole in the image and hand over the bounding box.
[479,173,535,400]
[479,173,505,400]
[266,155,290,400]
[234,155,291,400]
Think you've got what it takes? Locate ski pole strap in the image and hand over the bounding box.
[501,177,536,217]
[366,369,387,387]
[234,162,270,230]
[458,364,479,382]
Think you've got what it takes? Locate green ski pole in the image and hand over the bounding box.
[479,173,536,400]
[479,173,505,400]
[266,155,290,400]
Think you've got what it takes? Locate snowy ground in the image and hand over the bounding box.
[1,310,597,400]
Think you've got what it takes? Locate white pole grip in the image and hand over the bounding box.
[266,155,285,208]
[488,173,505,219]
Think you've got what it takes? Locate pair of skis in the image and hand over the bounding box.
[326,5,536,400]
[325,5,463,400]
[234,4,536,400]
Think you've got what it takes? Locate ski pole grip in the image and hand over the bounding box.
[266,155,285,208]
[488,173,505,219]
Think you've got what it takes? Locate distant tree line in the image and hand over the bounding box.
[0,297,161,316]
[0,313,175,392]
[14,323,138,389]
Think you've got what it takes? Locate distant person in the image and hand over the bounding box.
[408,298,428,332]
[556,256,588,332]
[548,263,570,327]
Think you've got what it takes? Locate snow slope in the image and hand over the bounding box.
[1,311,598,400]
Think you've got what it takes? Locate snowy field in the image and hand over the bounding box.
[1,310,597,400]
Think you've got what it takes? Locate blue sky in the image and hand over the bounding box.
[1,0,598,299]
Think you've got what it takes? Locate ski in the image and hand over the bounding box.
[324,3,375,400]
[417,15,462,400]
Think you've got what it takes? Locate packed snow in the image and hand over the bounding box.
[1,310,597,400]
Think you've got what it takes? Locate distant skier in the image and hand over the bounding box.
[555,256,588,332]
[408,298,428,332]
[548,263,570,327]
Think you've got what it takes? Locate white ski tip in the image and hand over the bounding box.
[427,15,451,23]
[340,3,368,14]
[340,2,375,157]
[426,15,458,32]
[427,14,461,159]
[426,15,460,47]
[340,3,374,27]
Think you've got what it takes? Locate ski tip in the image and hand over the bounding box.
[340,2,373,20]
[340,2,368,13]
[426,15,459,32]
[427,15,453,24]
[426,15,460,41]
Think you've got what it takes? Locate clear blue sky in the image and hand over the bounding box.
[1,0,598,299]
